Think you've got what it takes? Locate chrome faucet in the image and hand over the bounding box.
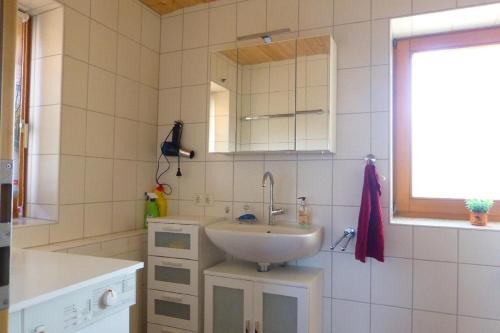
[262,171,285,225]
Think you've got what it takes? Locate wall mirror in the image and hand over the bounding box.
[208,35,336,154]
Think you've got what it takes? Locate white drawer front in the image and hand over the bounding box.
[147,323,195,333]
[148,223,199,260]
[148,290,198,331]
[148,256,199,296]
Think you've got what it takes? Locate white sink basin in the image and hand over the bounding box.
[205,221,323,268]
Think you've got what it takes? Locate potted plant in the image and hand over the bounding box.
[465,199,494,226]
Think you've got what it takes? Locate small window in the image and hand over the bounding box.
[394,27,500,221]
[13,13,31,218]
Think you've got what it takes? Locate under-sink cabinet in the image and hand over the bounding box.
[204,261,323,333]
[147,216,225,332]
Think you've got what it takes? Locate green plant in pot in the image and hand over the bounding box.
[465,199,494,226]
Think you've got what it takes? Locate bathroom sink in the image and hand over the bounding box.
[205,221,323,269]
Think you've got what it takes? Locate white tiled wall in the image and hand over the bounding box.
[156,0,500,332]
[15,0,159,248]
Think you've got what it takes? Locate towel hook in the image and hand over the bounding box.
[364,154,376,165]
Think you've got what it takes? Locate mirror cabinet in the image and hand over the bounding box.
[208,34,336,153]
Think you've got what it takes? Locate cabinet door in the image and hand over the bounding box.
[254,283,308,333]
[205,275,254,333]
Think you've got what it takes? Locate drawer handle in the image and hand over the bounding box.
[160,226,184,232]
[255,321,260,333]
[160,295,183,303]
[246,320,250,333]
[161,261,183,268]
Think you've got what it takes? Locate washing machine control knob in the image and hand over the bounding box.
[102,288,118,307]
[34,325,47,333]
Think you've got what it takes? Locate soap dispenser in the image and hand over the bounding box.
[298,196,310,227]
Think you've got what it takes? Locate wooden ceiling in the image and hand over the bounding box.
[140,0,214,15]
[220,35,331,66]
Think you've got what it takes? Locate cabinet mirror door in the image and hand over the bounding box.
[254,283,307,333]
[296,35,334,151]
[205,276,253,333]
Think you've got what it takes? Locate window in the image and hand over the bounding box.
[394,27,500,221]
[13,13,31,218]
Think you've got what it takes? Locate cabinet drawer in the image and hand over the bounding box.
[148,256,198,296]
[148,290,198,331]
[148,323,194,333]
[148,223,199,260]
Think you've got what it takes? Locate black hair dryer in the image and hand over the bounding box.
[160,121,195,176]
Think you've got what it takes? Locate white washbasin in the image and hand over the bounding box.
[205,221,323,267]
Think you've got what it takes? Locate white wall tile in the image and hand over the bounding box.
[371,65,389,111]
[334,22,371,69]
[84,202,113,237]
[179,162,206,200]
[117,36,141,81]
[30,105,60,155]
[298,0,334,30]
[89,21,118,72]
[118,0,142,42]
[371,112,390,159]
[414,227,457,262]
[237,0,266,37]
[458,316,500,333]
[116,76,139,120]
[91,0,119,29]
[139,85,158,124]
[297,251,332,297]
[29,155,59,205]
[158,88,181,124]
[85,158,113,203]
[412,0,456,14]
[114,118,137,160]
[161,15,183,53]
[384,223,413,258]
[183,9,209,49]
[337,67,370,114]
[372,0,411,19]
[332,299,370,333]
[332,252,371,302]
[61,106,86,155]
[181,84,208,123]
[372,19,390,65]
[62,56,88,109]
[136,123,157,162]
[267,0,299,32]
[113,160,137,201]
[263,160,297,204]
[50,204,84,243]
[34,8,63,58]
[141,47,160,88]
[206,161,234,201]
[86,111,115,158]
[141,8,161,52]
[334,0,371,25]
[112,201,136,232]
[160,52,182,88]
[182,47,208,86]
[332,160,365,206]
[33,55,62,106]
[371,305,412,333]
[64,7,90,61]
[459,264,500,320]
[309,205,332,251]
[59,156,85,205]
[234,161,264,202]
[413,260,457,314]
[372,257,412,307]
[335,113,371,159]
[413,310,457,333]
[297,160,332,205]
[181,123,207,162]
[459,230,500,266]
[209,4,237,45]
[61,0,90,15]
[88,66,116,115]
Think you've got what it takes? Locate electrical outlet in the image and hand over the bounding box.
[193,193,203,206]
[204,194,214,206]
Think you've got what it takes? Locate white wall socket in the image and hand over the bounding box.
[193,193,214,206]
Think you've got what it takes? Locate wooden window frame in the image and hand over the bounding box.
[13,14,31,218]
[394,27,500,221]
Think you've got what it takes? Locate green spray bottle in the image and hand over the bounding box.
[144,192,159,229]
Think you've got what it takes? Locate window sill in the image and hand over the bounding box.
[391,216,500,231]
[13,217,57,229]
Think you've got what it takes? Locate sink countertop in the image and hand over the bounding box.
[9,248,143,312]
